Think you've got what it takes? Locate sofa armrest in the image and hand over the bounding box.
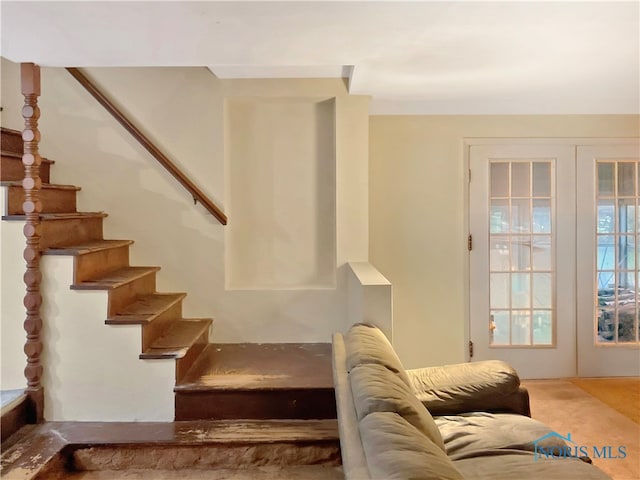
[407,360,531,417]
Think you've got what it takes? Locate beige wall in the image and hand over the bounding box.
[1,58,370,352]
[3,54,639,381]
[226,97,337,289]
[369,115,640,368]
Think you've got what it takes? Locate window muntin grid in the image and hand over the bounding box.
[596,160,639,345]
[489,160,554,346]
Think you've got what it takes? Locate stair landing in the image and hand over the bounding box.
[175,343,337,421]
[0,420,341,480]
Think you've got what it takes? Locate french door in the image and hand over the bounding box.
[576,145,640,377]
[469,145,576,378]
[469,141,639,379]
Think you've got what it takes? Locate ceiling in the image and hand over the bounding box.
[1,1,638,114]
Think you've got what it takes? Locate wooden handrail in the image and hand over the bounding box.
[65,67,227,225]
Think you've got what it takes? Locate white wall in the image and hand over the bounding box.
[347,262,393,341]
[1,59,370,352]
[369,115,640,369]
[0,209,175,419]
[0,194,27,390]
[40,255,175,421]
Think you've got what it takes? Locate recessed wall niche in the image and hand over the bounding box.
[225,97,336,289]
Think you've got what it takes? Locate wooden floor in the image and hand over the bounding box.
[523,379,640,480]
[569,377,640,424]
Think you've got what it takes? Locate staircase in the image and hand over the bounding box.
[1,127,336,422]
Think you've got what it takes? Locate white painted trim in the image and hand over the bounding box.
[347,262,393,342]
[348,261,391,286]
[464,138,640,147]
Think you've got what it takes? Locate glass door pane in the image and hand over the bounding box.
[595,160,639,344]
[488,160,554,346]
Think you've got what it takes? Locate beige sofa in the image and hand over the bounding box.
[332,323,611,480]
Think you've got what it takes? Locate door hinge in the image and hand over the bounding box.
[467,234,473,251]
[468,340,474,358]
[468,168,471,182]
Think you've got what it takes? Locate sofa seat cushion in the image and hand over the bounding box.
[435,412,570,460]
[359,411,464,480]
[453,450,612,480]
[344,323,412,387]
[350,363,446,451]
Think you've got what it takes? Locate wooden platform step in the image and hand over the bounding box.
[71,265,160,317]
[106,292,186,325]
[1,149,54,183]
[141,318,211,360]
[175,343,337,421]
[45,239,132,255]
[1,127,26,154]
[2,181,79,214]
[144,318,212,383]
[71,266,160,290]
[1,211,107,249]
[46,239,133,283]
[0,420,341,479]
[0,128,57,160]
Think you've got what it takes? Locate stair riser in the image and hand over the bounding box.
[70,443,341,470]
[40,217,103,250]
[1,155,51,183]
[6,185,77,215]
[74,245,130,284]
[141,302,183,352]
[1,131,23,155]
[108,273,156,317]
[175,330,209,383]
[175,389,338,421]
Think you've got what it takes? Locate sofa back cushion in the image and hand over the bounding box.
[344,323,412,388]
[350,363,446,452]
[332,333,372,479]
[359,412,464,480]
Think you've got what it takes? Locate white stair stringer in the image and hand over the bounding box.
[1,192,175,421]
[0,192,27,391]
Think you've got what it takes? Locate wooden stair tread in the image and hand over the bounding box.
[175,343,334,392]
[0,149,55,164]
[45,239,133,256]
[2,211,107,221]
[169,419,340,443]
[72,266,160,290]
[1,419,339,447]
[0,181,79,190]
[1,127,22,135]
[141,319,212,359]
[106,292,186,325]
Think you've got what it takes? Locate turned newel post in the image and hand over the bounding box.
[21,62,44,422]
